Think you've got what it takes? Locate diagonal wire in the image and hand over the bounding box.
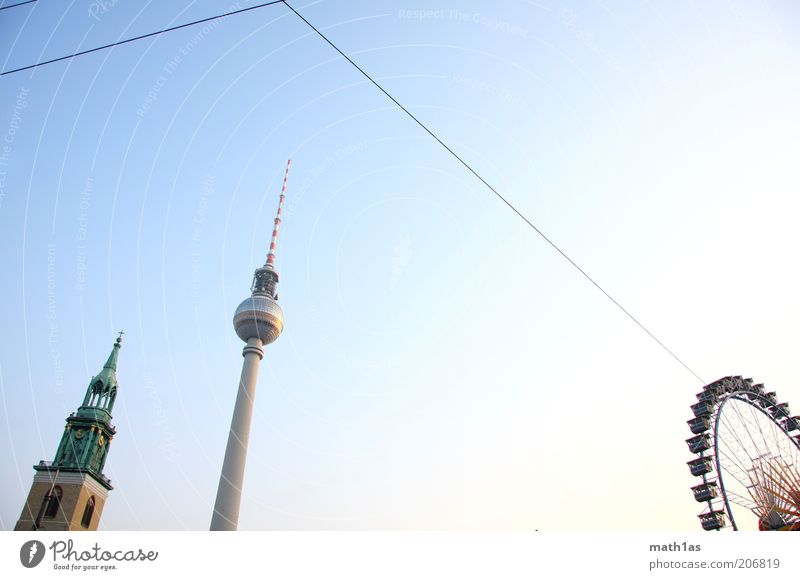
[0,0,285,76]
[0,0,705,384]
[281,0,705,384]
[0,0,37,12]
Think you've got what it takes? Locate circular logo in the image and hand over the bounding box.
[20,540,46,568]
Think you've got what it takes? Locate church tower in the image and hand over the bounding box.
[15,335,122,531]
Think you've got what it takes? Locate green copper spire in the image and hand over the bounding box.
[103,336,120,370]
[79,335,121,414]
[42,336,123,489]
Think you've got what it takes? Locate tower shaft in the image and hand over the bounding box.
[210,337,264,530]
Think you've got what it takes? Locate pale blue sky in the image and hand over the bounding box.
[1,0,799,530]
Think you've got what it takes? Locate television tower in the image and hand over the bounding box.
[210,160,291,531]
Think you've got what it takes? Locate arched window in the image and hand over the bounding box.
[88,381,103,406]
[81,496,95,528]
[44,486,62,518]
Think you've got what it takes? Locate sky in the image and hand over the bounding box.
[1,0,799,531]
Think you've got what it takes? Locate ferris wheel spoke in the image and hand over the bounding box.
[723,488,759,510]
[716,443,752,481]
[716,439,758,489]
[724,400,763,453]
[730,398,771,458]
[762,400,785,457]
[717,412,760,477]
[716,444,756,490]
[717,405,750,454]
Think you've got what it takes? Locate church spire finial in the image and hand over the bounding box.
[102,335,122,372]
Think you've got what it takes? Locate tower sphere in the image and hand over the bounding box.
[233,295,284,344]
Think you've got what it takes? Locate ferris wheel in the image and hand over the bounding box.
[686,376,800,531]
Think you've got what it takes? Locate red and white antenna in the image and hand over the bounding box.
[266,159,291,267]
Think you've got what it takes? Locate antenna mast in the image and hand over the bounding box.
[266,159,291,267]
